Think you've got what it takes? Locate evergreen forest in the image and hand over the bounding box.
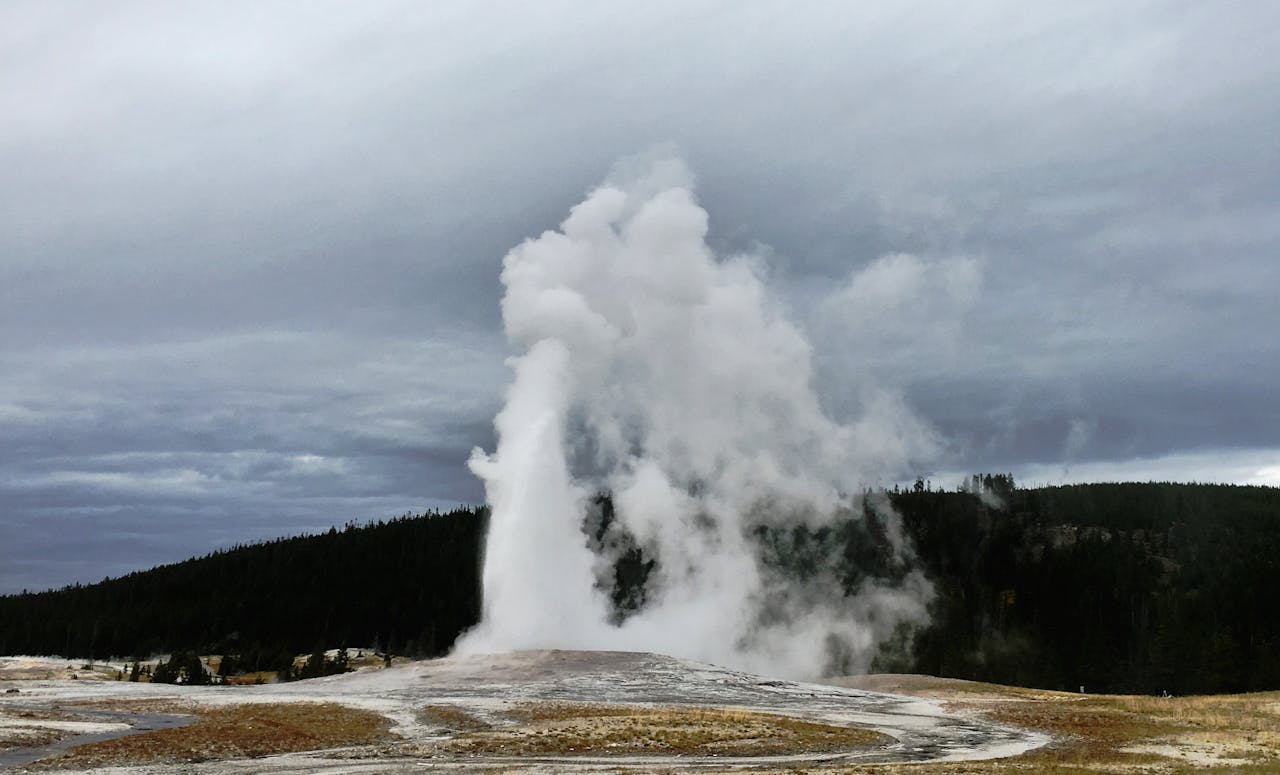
[1,482,1278,695]
[0,507,485,674]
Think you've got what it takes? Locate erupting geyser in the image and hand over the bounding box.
[456,156,934,678]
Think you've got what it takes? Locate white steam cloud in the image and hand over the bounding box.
[456,156,936,678]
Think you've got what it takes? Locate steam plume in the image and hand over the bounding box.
[456,156,934,678]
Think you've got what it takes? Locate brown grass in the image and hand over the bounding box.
[445,701,889,758]
[65,697,197,714]
[825,680,1280,775]
[1,726,62,752]
[29,702,395,769]
[17,675,1280,773]
[833,673,1074,701]
[419,704,493,731]
[221,670,278,685]
[0,707,99,752]
[976,698,1174,769]
[1,730,62,751]
[969,692,1280,771]
[3,707,91,723]
[503,701,643,723]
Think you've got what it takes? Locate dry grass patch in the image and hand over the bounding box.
[418,704,492,732]
[3,707,90,723]
[976,698,1174,769]
[446,702,889,758]
[222,670,278,685]
[974,692,1280,770]
[832,673,1072,702]
[0,722,63,751]
[0,707,102,752]
[1,730,61,751]
[66,697,197,714]
[503,702,642,723]
[829,677,1280,774]
[1116,692,1280,744]
[29,702,394,769]
[839,686,1280,773]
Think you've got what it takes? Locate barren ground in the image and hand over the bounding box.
[11,650,1274,773]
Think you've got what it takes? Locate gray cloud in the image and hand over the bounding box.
[3,0,1279,592]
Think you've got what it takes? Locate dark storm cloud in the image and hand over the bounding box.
[3,0,1279,592]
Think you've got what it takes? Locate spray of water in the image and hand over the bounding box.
[456,156,935,678]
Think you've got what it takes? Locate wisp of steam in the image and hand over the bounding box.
[456,156,934,678]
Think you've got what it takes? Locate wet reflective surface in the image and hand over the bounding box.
[0,705,191,770]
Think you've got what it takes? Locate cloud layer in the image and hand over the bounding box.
[3,1,1278,592]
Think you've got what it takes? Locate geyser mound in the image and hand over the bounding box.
[457,156,934,678]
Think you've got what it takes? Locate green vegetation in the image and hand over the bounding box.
[888,481,1280,695]
[2,483,1278,696]
[0,507,485,667]
[152,650,211,685]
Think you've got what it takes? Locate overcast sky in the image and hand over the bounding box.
[3,1,1278,593]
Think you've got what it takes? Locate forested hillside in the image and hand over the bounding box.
[2,483,1278,695]
[0,507,485,670]
[888,480,1280,695]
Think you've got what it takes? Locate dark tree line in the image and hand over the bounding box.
[2,485,1279,695]
[0,507,486,665]
[884,481,1280,695]
[152,650,211,685]
[595,480,1280,694]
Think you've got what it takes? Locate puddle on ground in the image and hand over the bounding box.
[0,705,192,770]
